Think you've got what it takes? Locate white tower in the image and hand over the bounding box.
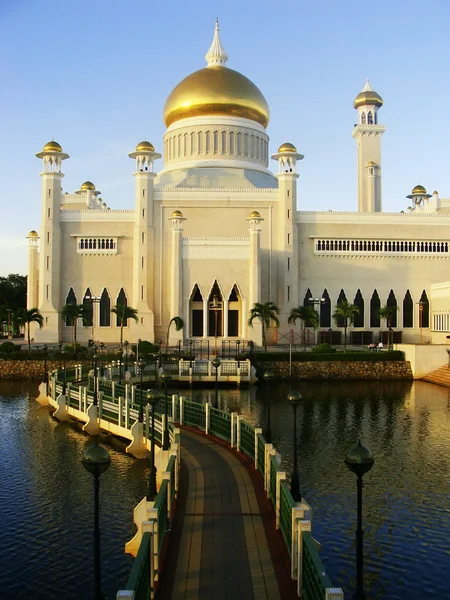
[35,141,69,341]
[352,79,385,213]
[26,230,39,310]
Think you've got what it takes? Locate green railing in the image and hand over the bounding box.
[269,455,278,507]
[183,400,206,429]
[279,481,296,555]
[154,479,169,554]
[122,532,152,600]
[257,434,265,478]
[209,407,231,442]
[240,420,255,460]
[302,531,333,600]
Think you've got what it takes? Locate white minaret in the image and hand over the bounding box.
[169,210,186,344]
[128,141,161,341]
[26,230,39,310]
[35,141,69,341]
[271,143,304,315]
[352,79,385,213]
[246,210,264,343]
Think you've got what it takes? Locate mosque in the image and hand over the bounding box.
[27,22,450,347]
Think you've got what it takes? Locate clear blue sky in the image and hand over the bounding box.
[1,0,449,276]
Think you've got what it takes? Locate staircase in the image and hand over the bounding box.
[421,364,450,387]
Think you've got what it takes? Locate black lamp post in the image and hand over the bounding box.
[62,351,67,395]
[146,390,160,500]
[124,340,129,378]
[58,342,63,369]
[93,353,99,406]
[236,340,241,367]
[263,370,274,443]
[136,338,142,363]
[82,438,111,600]
[212,357,221,408]
[160,372,171,450]
[345,440,375,600]
[138,358,146,423]
[288,390,302,501]
[42,344,48,396]
[99,343,105,376]
[117,348,123,384]
[154,354,159,386]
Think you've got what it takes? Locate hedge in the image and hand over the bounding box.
[250,351,405,362]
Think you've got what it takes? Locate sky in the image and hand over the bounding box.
[1,0,449,276]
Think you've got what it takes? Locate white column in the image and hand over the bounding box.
[203,299,208,338]
[223,299,229,338]
[185,298,190,337]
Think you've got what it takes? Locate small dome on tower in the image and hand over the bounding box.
[367,161,377,166]
[433,190,439,195]
[412,184,427,195]
[43,140,63,153]
[278,142,297,153]
[28,230,38,237]
[354,79,383,109]
[172,209,183,218]
[81,181,96,191]
[249,210,261,218]
[136,140,155,152]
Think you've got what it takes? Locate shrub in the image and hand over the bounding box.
[136,341,160,357]
[0,341,19,353]
[312,343,336,354]
[250,350,405,362]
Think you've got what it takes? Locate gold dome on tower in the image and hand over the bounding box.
[354,79,383,109]
[412,184,427,195]
[81,181,96,191]
[171,209,183,217]
[278,142,297,153]
[249,210,261,218]
[136,140,155,152]
[28,230,38,237]
[43,140,62,153]
[163,21,269,129]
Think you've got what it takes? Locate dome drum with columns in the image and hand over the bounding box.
[27,23,450,348]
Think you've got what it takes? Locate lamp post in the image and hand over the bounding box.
[117,348,123,384]
[82,438,111,600]
[146,390,160,501]
[42,344,48,396]
[58,342,63,369]
[85,293,101,345]
[136,338,142,363]
[160,372,171,450]
[263,370,274,443]
[210,294,222,355]
[93,353,99,406]
[309,297,325,346]
[99,342,105,376]
[236,339,241,368]
[124,340,129,379]
[62,351,67,395]
[288,390,302,501]
[138,358,146,422]
[417,301,424,344]
[6,308,12,339]
[345,440,375,600]
[212,357,221,408]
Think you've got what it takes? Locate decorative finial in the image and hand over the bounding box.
[205,19,228,66]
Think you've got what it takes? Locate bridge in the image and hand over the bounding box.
[37,363,344,599]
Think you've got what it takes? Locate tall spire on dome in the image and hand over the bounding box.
[205,18,228,66]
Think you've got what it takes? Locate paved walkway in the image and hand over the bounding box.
[157,428,297,600]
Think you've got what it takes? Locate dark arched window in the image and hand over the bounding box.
[370,290,380,328]
[368,111,373,125]
[403,290,413,328]
[82,288,93,327]
[100,288,111,327]
[335,289,347,327]
[353,289,364,327]
[320,289,331,328]
[192,284,203,301]
[419,290,429,328]
[361,112,366,125]
[387,290,397,327]
[115,288,127,327]
[64,288,77,326]
[303,289,314,327]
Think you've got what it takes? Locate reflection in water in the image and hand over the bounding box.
[0,379,449,599]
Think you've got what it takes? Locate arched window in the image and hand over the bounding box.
[370,290,380,328]
[221,130,226,153]
[320,289,331,328]
[64,288,77,326]
[190,132,195,154]
[99,288,111,327]
[244,133,249,155]
[368,111,373,125]
[419,290,429,328]
[198,131,203,154]
[237,132,242,155]
[335,289,347,327]
[353,289,364,327]
[192,284,203,302]
[403,290,413,328]
[213,130,218,153]
[229,131,235,154]
[82,288,93,327]
[361,112,366,125]
[386,290,397,327]
[303,289,314,327]
[115,288,127,327]
[205,131,210,153]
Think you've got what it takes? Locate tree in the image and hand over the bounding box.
[288,305,319,351]
[60,304,85,346]
[378,305,398,349]
[0,274,27,330]
[111,304,138,347]
[165,316,184,353]
[332,300,360,350]
[248,302,280,351]
[16,308,44,351]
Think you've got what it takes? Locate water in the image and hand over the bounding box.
[1,379,449,599]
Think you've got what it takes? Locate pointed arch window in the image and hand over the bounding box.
[115,288,127,327]
[100,288,111,327]
[208,281,223,337]
[353,289,364,327]
[335,289,347,327]
[403,290,413,328]
[82,288,93,327]
[361,112,366,125]
[65,288,77,326]
[320,289,331,328]
[370,290,380,328]
[419,290,429,328]
[303,289,313,327]
[229,287,239,302]
[386,290,397,327]
[368,111,373,125]
[192,285,203,302]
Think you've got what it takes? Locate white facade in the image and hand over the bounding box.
[27,25,450,347]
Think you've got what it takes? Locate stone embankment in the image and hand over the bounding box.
[263,360,413,380]
[0,360,84,380]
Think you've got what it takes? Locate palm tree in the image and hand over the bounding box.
[332,300,360,350]
[165,316,184,354]
[111,304,138,347]
[378,304,398,350]
[16,308,44,351]
[248,302,280,351]
[60,303,85,346]
[288,305,319,351]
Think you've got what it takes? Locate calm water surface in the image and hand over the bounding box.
[0,379,449,599]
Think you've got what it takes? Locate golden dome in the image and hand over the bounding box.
[163,66,270,128]
[433,190,438,195]
[412,184,426,195]
[43,140,62,153]
[172,209,183,217]
[249,210,261,218]
[278,142,297,153]
[367,161,376,166]
[353,79,383,109]
[81,181,95,191]
[28,230,38,237]
[136,140,155,152]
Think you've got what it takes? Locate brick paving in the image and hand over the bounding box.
[157,428,298,599]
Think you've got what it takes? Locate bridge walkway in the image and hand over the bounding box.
[157,428,297,600]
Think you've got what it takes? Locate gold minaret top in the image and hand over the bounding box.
[163,20,270,128]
